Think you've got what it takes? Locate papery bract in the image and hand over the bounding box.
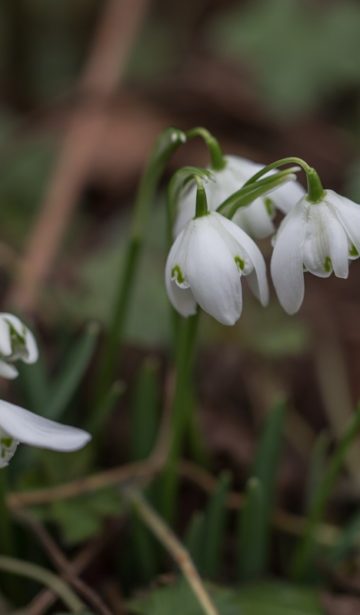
[165,211,268,326]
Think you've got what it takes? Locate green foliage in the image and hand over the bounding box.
[237,478,264,581]
[37,488,123,546]
[208,0,360,118]
[237,401,286,579]
[54,205,171,345]
[292,407,360,580]
[130,358,160,460]
[128,579,323,615]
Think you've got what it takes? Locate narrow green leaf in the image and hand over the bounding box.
[87,380,125,438]
[328,511,360,564]
[184,511,206,569]
[130,357,160,460]
[292,406,360,580]
[237,477,264,580]
[305,432,329,514]
[18,357,49,409]
[45,322,100,420]
[202,471,231,579]
[247,399,286,577]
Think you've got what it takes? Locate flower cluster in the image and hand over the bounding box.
[0,314,90,467]
[165,155,360,324]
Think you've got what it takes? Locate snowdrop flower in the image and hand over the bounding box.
[0,313,38,379]
[174,156,305,238]
[0,400,91,467]
[165,211,268,325]
[271,190,360,314]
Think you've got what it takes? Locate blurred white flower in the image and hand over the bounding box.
[0,313,38,379]
[174,156,305,238]
[0,400,91,467]
[165,211,268,325]
[271,190,360,314]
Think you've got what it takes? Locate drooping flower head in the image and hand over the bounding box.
[174,156,305,239]
[271,190,360,314]
[165,210,268,325]
[0,400,91,467]
[0,313,38,379]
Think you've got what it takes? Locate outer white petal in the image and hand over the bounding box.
[165,230,197,317]
[271,202,306,314]
[271,180,305,214]
[232,198,274,238]
[328,190,360,255]
[0,400,91,452]
[0,361,18,380]
[214,213,269,306]
[0,318,11,357]
[185,217,242,325]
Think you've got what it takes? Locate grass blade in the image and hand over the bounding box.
[237,477,264,580]
[202,471,231,579]
[46,322,100,420]
[291,406,360,580]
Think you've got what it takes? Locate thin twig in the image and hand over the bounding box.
[16,510,112,615]
[27,530,116,614]
[0,555,85,612]
[8,0,150,313]
[126,487,220,615]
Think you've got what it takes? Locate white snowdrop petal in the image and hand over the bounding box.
[323,204,350,279]
[186,217,242,325]
[165,230,197,317]
[232,199,274,239]
[0,319,12,357]
[329,190,360,255]
[302,205,332,278]
[271,204,306,314]
[0,361,18,380]
[0,400,91,452]
[214,213,269,306]
[271,180,305,214]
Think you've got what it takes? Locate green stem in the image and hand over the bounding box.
[195,181,209,218]
[0,555,85,612]
[0,473,14,556]
[161,314,199,521]
[291,407,360,580]
[94,128,186,408]
[241,156,325,204]
[186,127,226,171]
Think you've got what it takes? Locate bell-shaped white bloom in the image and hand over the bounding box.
[174,156,305,239]
[165,211,268,325]
[0,313,38,379]
[0,400,91,468]
[271,190,360,314]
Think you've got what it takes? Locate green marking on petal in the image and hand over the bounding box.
[171,265,185,284]
[349,245,359,257]
[1,437,13,448]
[324,256,332,273]
[234,256,245,271]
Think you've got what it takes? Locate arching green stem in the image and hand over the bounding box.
[242,156,325,204]
[186,127,226,171]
